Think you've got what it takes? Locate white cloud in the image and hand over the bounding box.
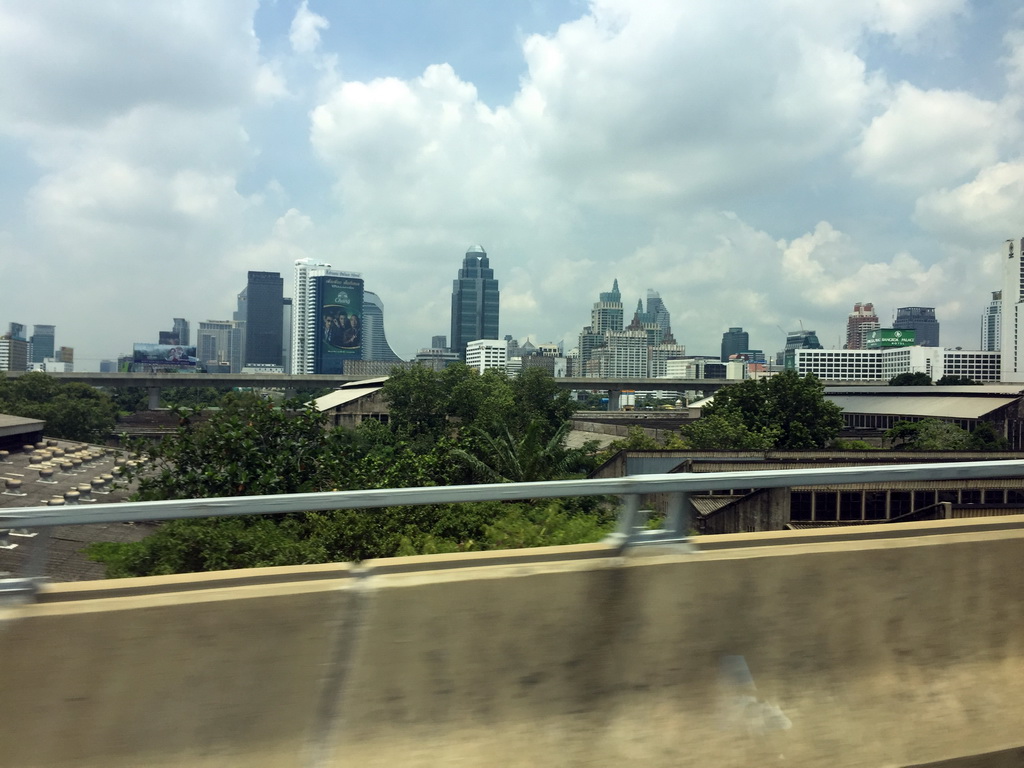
[289,1,329,55]
[914,161,1024,244]
[0,1,263,134]
[850,83,1014,188]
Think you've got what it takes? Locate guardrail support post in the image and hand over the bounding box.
[664,491,691,541]
[616,493,641,541]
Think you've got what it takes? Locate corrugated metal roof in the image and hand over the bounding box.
[828,395,1016,419]
[691,496,738,516]
[313,385,383,412]
[826,385,1024,396]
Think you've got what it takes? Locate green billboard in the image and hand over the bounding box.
[316,274,364,374]
[865,329,915,348]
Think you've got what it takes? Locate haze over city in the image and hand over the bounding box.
[1,0,1022,369]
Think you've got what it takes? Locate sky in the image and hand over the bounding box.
[1,0,1022,369]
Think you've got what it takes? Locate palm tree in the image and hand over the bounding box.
[453,419,590,483]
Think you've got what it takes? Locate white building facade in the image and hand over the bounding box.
[790,347,1000,382]
[1001,237,1024,382]
[465,339,507,373]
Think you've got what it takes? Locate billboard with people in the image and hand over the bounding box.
[315,275,364,374]
[132,343,199,372]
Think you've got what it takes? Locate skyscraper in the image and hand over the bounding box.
[361,291,402,362]
[1002,238,1024,381]
[172,318,190,347]
[197,320,243,373]
[721,327,749,361]
[845,302,879,350]
[291,259,365,374]
[894,307,939,347]
[450,245,500,360]
[30,325,55,364]
[637,289,671,335]
[982,291,1001,352]
[591,279,623,335]
[241,271,284,370]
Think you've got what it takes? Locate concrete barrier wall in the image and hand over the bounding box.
[2,521,1024,767]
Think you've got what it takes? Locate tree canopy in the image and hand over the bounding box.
[885,419,1009,451]
[0,372,117,442]
[695,371,843,449]
[90,367,612,577]
[889,372,932,386]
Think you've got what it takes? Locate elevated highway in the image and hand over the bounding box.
[2,518,1024,767]
[1,371,733,409]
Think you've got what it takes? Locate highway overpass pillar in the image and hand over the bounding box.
[147,387,161,410]
[607,389,621,410]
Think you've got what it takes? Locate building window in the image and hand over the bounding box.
[814,491,837,521]
[790,492,812,521]
[839,492,862,521]
[890,491,911,518]
[864,491,886,519]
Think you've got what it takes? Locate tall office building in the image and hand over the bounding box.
[291,259,364,374]
[0,324,29,372]
[591,279,623,335]
[982,291,1001,352]
[197,320,243,373]
[894,307,939,347]
[450,245,500,360]
[845,302,879,350]
[721,327,749,361]
[282,298,292,375]
[782,330,823,369]
[636,290,671,335]
[1002,238,1024,381]
[361,291,402,362]
[172,318,190,347]
[240,271,284,370]
[30,325,55,364]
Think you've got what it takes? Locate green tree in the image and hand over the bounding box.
[0,372,117,442]
[967,421,1010,451]
[935,375,978,386]
[452,419,593,483]
[699,371,843,449]
[884,419,971,450]
[126,393,351,500]
[682,410,778,450]
[889,372,932,386]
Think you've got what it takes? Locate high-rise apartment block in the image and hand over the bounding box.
[721,327,749,362]
[450,245,500,360]
[845,302,879,350]
[591,329,648,378]
[894,307,939,347]
[982,291,1001,352]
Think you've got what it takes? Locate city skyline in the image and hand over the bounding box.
[1,2,1021,368]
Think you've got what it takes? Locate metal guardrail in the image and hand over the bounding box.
[3,460,1024,598]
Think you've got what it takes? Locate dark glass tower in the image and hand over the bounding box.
[450,245,499,360]
[894,306,940,347]
[30,325,55,363]
[243,271,285,367]
[721,327,749,361]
